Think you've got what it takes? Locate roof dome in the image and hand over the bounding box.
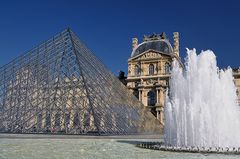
[131,39,173,57]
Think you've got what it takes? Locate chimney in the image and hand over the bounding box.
[173,32,179,56]
[132,38,138,50]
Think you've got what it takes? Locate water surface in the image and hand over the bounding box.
[0,134,239,159]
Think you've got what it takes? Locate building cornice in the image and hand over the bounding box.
[127,74,170,81]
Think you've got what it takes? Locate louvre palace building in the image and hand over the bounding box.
[126,32,240,125]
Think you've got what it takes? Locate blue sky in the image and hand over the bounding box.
[0,0,240,75]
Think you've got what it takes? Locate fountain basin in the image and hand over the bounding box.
[136,142,240,155]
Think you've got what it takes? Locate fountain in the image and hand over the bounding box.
[138,49,240,154]
[164,49,240,153]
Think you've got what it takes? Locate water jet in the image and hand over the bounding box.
[138,49,240,155]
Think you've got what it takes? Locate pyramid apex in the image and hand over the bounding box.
[63,27,74,34]
[66,27,72,31]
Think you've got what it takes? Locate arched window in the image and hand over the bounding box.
[45,113,51,129]
[37,113,42,129]
[149,64,154,75]
[55,113,61,127]
[73,113,80,127]
[165,63,171,74]
[147,90,156,106]
[134,65,141,76]
[84,113,90,127]
[65,113,70,127]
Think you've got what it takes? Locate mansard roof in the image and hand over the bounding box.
[131,39,173,58]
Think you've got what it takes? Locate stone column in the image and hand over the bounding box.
[158,87,165,125]
[143,90,148,106]
[159,106,164,125]
[156,110,159,120]
[159,87,165,107]
[138,89,142,102]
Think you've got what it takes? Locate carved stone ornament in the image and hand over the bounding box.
[135,52,161,61]
[146,79,157,85]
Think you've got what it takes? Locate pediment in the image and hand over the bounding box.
[129,50,171,61]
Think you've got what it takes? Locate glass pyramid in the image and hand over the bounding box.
[0,28,159,135]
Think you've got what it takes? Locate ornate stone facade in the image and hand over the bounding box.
[127,32,182,125]
[233,68,240,105]
[127,32,240,126]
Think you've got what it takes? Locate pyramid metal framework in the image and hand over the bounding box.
[0,29,158,135]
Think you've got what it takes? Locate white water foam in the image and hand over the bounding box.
[164,49,240,148]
